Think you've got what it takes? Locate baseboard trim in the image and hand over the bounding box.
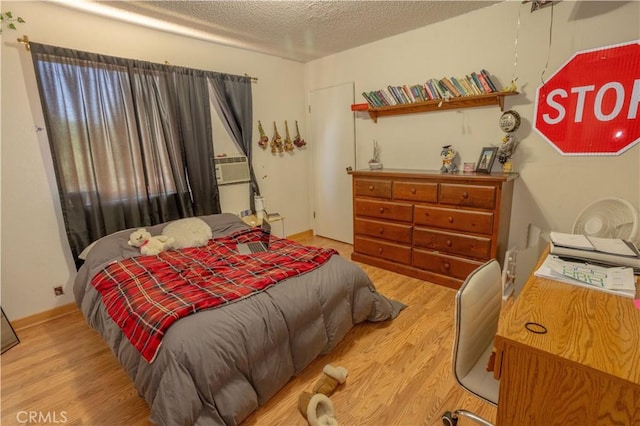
[12,303,78,331]
[287,229,313,241]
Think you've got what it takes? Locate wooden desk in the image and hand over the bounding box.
[493,253,640,425]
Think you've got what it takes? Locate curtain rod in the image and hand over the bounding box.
[244,73,258,83]
[17,35,30,51]
[17,34,258,82]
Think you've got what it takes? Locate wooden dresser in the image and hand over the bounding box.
[350,169,518,289]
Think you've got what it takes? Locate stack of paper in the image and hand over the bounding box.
[535,255,636,298]
[549,232,640,272]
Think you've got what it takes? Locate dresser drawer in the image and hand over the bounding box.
[355,218,412,244]
[354,236,412,265]
[414,206,493,235]
[393,181,438,203]
[440,184,496,210]
[413,227,492,260]
[412,249,483,280]
[354,178,392,199]
[355,199,413,222]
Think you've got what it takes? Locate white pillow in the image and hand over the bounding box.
[162,217,212,249]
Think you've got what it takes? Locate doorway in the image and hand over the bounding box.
[309,83,355,243]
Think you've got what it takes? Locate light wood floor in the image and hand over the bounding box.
[1,235,495,425]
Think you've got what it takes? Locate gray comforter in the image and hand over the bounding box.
[74,213,403,425]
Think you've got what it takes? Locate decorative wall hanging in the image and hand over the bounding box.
[257,120,268,149]
[0,11,26,33]
[271,122,283,154]
[293,121,306,147]
[533,41,640,156]
[283,121,294,152]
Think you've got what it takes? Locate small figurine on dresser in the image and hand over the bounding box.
[368,140,383,170]
[440,145,458,173]
[497,133,519,172]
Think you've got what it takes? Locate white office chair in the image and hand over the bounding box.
[442,259,502,426]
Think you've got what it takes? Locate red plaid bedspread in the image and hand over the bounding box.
[91,228,338,362]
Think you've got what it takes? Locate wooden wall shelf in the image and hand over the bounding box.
[360,92,519,123]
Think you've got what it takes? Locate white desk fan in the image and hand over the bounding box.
[572,197,639,242]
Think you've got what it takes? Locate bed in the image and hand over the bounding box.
[73,213,403,425]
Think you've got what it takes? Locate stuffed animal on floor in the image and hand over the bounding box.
[128,228,174,256]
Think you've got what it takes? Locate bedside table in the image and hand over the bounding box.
[241,214,286,238]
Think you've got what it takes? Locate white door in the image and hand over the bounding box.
[309,83,355,243]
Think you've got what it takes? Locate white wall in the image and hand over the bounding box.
[305,0,639,256]
[0,1,309,320]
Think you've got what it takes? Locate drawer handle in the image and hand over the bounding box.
[443,262,450,269]
[448,216,454,223]
[369,185,374,191]
[378,228,384,234]
[446,240,452,247]
[378,247,384,254]
[410,188,416,194]
[462,192,469,199]
[379,207,385,214]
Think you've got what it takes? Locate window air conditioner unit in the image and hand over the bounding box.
[214,155,251,185]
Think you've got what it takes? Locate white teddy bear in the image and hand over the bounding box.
[128,228,174,256]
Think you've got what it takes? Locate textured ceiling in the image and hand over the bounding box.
[96,1,501,62]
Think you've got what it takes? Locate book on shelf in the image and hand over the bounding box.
[361,92,377,107]
[466,76,482,95]
[470,72,487,94]
[422,82,434,100]
[475,71,494,93]
[373,91,386,107]
[402,85,416,103]
[411,85,424,102]
[450,77,468,96]
[266,212,282,221]
[376,89,388,106]
[440,77,460,97]
[381,88,397,105]
[534,254,636,298]
[481,69,499,92]
[456,77,472,96]
[387,86,403,104]
[418,84,429,101]
[428,80,442,99]
[430,79,447,98]
[362,69,505,109]
[398,86,411,104]
[549,232,640,272]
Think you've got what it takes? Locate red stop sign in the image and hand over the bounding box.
[534,41,640,155]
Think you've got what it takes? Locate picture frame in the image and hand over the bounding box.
[476,146,498,173]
